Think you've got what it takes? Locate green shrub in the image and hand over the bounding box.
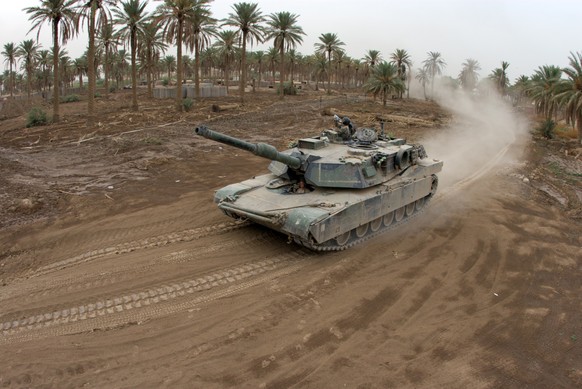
[94,92,101,98]
[61,94,80,103]
[26,107,48,128]
[109,86,116,93]
[538,118,555,139]
[182,97,194,112]
[277,81,297,96]
[162,78,169,86]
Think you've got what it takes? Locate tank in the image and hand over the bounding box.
[195,116,443,251]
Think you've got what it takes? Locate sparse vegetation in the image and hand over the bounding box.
[61,94,80,103]
[26,107,48,127]
[277,81,297,96]
[538,118,556,139]
[182,97,194,111]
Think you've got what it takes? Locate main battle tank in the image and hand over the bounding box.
[195,116,443,251]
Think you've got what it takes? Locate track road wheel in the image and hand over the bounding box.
[370,217,382,232]
[355,223,369,238]
[383,211,394,226]
[335,230,351,246]
[394,207,405,222]
[405,202,415,216]
[415,197,425,211]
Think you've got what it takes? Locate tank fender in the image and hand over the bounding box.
[282,207,330,240]
[214,174,273,203]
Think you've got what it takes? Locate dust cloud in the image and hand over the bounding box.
[420,85,530,191]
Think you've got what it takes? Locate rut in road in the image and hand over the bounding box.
[0,247,312,344]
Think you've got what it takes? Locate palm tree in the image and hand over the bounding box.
[183,2,216,99]
[156,0,204,111]
[422,51,446,99]
[17,39,40,101]
[2,43,18,98]
[140,19,167,97]
[223,2,264,103]
[554,52,582,144]
[58,50,72,94]
[97,21,117,96]
[458,58,481,92]
[113,0,148,111]
[332,49,347,88]
[181,55,191,80]
[525,65,561,120]
[36,49,52,94]
[200,46,217,82]
[213,30,238,93]
[489,61,510,95]
[265,46,278,84]
[287,49,301,85]
[252,50,265,90]
[265,11,305,99]
[415,67,430,100]
[512,75,530,107]
[312,53,327,91]
[363,49,382,78]
[162,55,176,81]
[24,0,78,123]
[314,32,344,93]
[390,49,412,98]
[364,61,405,106]
[78,0,113,125]
[111,49,128,88]
[352,59,361,88]
[73,55,88,89]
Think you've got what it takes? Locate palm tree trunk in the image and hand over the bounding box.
[27,69,32,102]
[194,39,200,99]
[131,29,138,111]
[104,43,110,98]
[9,63,13,98]
[175,19,183,112]
[240,33,247,104]
[147,48,153,98]
[87,1,96,126]
[52,22,60,123]
[279,47,284,100]
[257,63,262,92]
[327,51,331,93]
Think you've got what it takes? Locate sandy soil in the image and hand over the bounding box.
[0,89,581,389]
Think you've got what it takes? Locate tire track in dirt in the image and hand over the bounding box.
[0,248,312,344]
[0,229,278,306]
[22,220,249,280]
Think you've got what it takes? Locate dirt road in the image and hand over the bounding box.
[0,92,580,388]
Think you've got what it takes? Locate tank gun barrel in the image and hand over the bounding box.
[195,126,302,169]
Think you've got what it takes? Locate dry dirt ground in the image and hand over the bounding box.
[0,89,581,389]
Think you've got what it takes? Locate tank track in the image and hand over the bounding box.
[294,193,434,252]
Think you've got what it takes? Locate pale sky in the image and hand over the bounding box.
[1,0,581,82]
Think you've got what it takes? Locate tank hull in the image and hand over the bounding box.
[214,159,442,250]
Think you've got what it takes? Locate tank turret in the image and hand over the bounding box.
[194,119,443,251]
